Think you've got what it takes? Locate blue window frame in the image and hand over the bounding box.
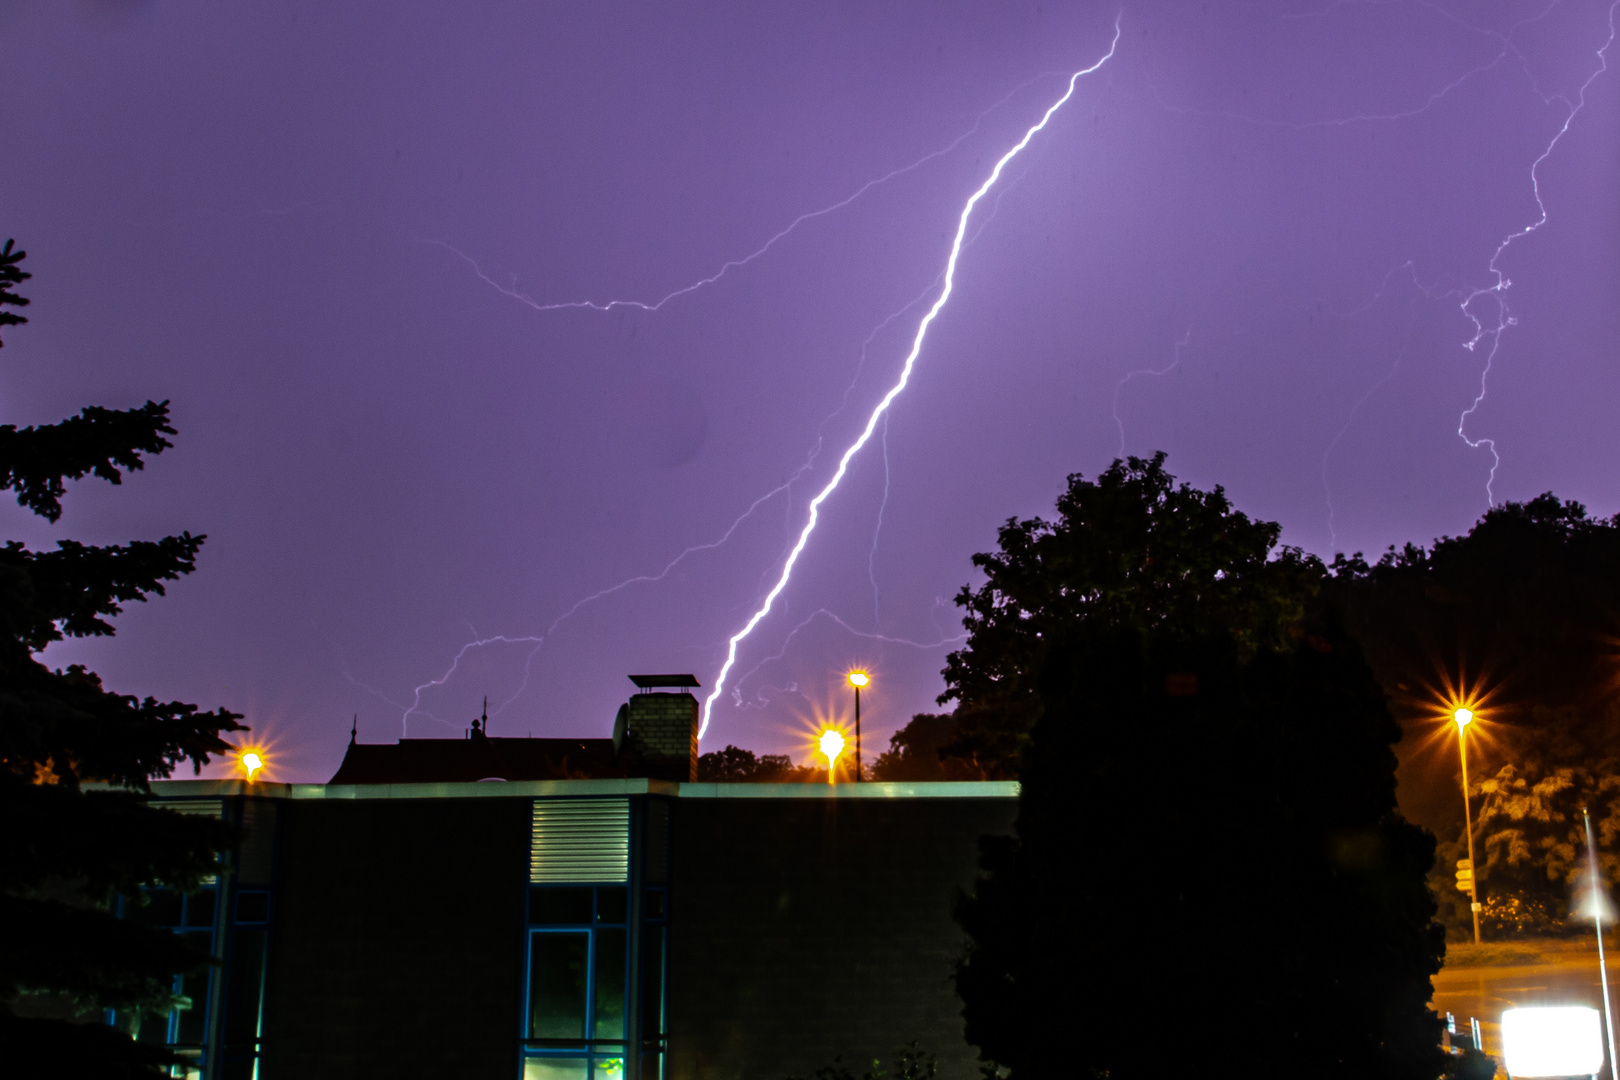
[524,886,628,1080]
[117,886,218,1079]
[113,885,274,1080]
[524,796,670,1080]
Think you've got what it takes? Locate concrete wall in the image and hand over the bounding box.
[261,797,529,1080]
[667,797,1017,1080]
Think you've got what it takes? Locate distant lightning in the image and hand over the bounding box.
[358,470,817,736]
[727,606,969,713]
[423,73,1065,314]
[1151,0,1617,510]
[1112,328,1191,457]
[1456,0,1618,505]
[699,22,1123,738]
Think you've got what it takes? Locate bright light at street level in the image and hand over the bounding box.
[818,728,846,785]
[1501,1007,1604,1077]
[847,671,870,689]
[1453,707,1474,728]
[240,750,265,781]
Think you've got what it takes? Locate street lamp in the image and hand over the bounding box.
[847,671,870,782]
[240,749,265,782]
[1454,707,1482,944]
[818,728,846,786]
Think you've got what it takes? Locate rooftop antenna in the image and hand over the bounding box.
[482,696,489,736]
[349,713,357,744]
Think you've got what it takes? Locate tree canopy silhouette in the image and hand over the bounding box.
[932,452,1320,777]
[0,240,245,1077]
[1332,494,1620,926]
[952,455,1445,1079]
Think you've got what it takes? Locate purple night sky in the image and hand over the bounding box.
[2,1,1616,785]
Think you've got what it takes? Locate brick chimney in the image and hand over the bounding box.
[615,674,700,782]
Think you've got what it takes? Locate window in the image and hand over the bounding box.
[524,799,670,1080]
[118,886,216,1079]
[524,886,628,1080]
[114,798,276,1080]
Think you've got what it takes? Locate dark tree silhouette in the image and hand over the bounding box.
[934,453,1320,777]
[1332,496,1620,921]
[0,240,244,1077]
[696,744,816,782]
[953,456,1445,1079]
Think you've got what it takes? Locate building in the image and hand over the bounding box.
[133,677,1018,1080]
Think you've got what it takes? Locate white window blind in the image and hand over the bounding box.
[530,799,629,884]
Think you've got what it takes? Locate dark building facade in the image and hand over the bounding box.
[130,680,1017,1080]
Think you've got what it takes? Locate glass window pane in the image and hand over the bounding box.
[529,933,589,1039]
[134,1005,172,1044]
[530,887,593,925]
[640,924,665,1038]
[596,887,627,925]
[174,971,209,1046]
[225,927,267,1046]
[131,890,182,927]
[592,929,626,1040]
[593,1057,625,1080]
[524,1057,589,1080]
[235,891,270,924]
[184,889,216,928]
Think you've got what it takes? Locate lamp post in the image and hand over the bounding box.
[847,671,870,782]
[1455,708,1482,944]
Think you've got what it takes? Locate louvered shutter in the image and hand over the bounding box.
[530,799,629,884]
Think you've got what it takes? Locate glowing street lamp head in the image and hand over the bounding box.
[847,670,870,689]
[1453,707,1473,729]
[818,728,846,784]
[240,750,265,781]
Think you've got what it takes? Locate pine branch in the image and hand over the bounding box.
[0,533,206,651]
[0,239,28,347]
[0,402,177,522]
[0,777,232,898]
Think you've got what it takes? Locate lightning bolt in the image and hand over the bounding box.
[422,72,1066,314]
[726,607,969,713]
[699,22,1123,738]
[1112,328,1191,457]
[1456,0,1618,505]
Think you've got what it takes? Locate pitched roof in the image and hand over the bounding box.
[328,735,623,785]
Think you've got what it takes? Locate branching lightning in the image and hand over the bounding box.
[1455,0,1618,505]
[698,22,1123,738]
[1112,328,1191,457]
[423,73,1064,315]
[1150,0,1618,512]
[726,606,969,713]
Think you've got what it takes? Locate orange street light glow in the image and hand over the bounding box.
[818,728,846,785]
[847,670,870,688]
[1453,707,1473,728]
[240,750,265,781]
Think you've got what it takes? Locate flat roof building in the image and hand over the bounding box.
[130,679,1017,1080]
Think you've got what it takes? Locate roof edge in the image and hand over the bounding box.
[138,778,1019,800]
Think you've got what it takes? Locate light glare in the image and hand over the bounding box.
[1454,707,1474,727]
[240,750,265,781]
[818,728,846,785]
[847,671,869,688]
[1501,1007,1604,1077]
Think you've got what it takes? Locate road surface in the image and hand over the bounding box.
[1433,951,1620,1075]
